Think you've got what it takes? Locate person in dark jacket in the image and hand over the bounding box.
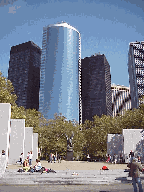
[57,154,61,163]
[129,150,134,163]
[127,158,143,192]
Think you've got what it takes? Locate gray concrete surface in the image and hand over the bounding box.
[0,168,138,185]
[1,168,144,191]
[1,161,144,191]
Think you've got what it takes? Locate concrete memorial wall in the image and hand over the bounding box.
[123,129,144,163]
[24,127,33,160]
[107,134,124,157]
[0,103,11,176]
[33,133,38,161]
[0,154,7,177]
[9,119,25,164]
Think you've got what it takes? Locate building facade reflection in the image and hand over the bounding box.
[39,22,81,123]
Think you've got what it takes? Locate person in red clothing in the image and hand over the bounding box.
[27,152,30,160]
[106,154,110,162]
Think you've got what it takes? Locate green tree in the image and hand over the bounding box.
[38,113,86,160]
[0,72,17,105]
[120,107,144,130]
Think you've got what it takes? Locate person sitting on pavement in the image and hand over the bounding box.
[2,150,5,155]
[23,158,29,172]
[23,158,29,167]
[34,159,42,172]
[16,153,23,165]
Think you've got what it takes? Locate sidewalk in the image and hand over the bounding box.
[6,160,129,170]
[0,169,129,185]
[1,161,143,185]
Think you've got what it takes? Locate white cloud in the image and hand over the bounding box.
[8,4,21,14]
[0,0,18,7]
[8,5,16,14]
[17,5,21,9]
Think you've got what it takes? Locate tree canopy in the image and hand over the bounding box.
[0,71,144,159]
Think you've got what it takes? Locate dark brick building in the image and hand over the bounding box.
[81,54,112,124]
[8,41,41,111]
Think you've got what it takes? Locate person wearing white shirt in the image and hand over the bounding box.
[87,154,90,162]
[34,159,42,171]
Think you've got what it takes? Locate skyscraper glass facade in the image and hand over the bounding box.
[81,54,112,124]
[39,23,81,123]
[128,41,144,108]
[8,41,41,111]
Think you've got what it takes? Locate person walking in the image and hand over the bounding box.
[115,154,118,164]
[29,151,33,166]
[109,154,112,163]
[127,157,143,192]
[87,154,90,162]
[137,156,141,163]
[113,154,117,164]
[120,153,123,164]
[129,150,134,163]
[53,154,56,163]
[106,154,110,162]
[57,154,61,163]
[49,153,52,163]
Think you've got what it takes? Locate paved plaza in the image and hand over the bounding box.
[6,160,129,170]
[1,161,144,191]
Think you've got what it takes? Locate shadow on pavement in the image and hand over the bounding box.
[115,176,144,185]
[115,176,132,184]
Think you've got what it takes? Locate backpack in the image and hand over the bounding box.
[102,166,109,170]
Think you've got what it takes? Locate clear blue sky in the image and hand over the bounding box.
[0,0,144,87]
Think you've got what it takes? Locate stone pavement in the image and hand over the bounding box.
[0,169,130,185]
[1,161,144,185]
[0,183,138,192]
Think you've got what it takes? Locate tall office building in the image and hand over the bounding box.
[8,41,41,110]
[111,84,131,117]
[39,22,81,123]
[128,41,144,109]
[81,53,112,124]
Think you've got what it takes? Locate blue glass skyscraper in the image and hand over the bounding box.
[39,22,81,123]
